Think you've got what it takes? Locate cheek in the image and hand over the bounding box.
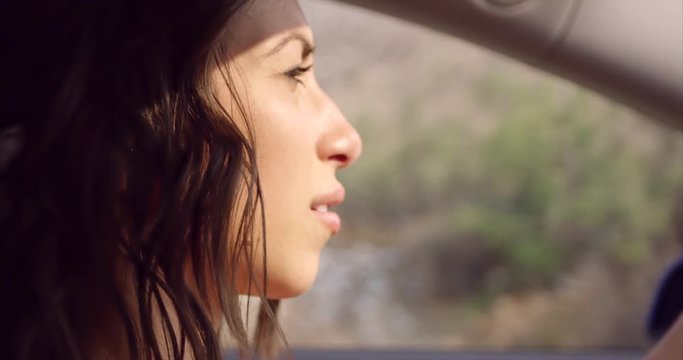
[251,87,319,214]
[244,98,325,298]
[253,101,310,215]
[211,65,324,298]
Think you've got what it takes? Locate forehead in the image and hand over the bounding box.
[224,0,310,56]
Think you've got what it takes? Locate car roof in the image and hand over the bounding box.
[331,0,683,129]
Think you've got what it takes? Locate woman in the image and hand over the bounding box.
[0,0,362,359]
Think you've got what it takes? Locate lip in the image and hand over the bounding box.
[310,187,345,234]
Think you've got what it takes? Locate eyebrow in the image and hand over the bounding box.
[264,33,315,59]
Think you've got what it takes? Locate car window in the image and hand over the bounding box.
[279,0,682,354]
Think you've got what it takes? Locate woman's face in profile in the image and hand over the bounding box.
[214,0,362,298]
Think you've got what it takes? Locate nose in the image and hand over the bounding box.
[316,96,362,170]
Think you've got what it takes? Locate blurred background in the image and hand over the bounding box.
[276,0,683,351]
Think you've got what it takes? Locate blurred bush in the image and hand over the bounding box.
[340,72,683,297]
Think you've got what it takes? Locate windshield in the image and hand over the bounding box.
[273,0,683,355]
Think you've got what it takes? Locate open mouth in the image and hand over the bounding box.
[310,187,345,234]
[311,204,329,212]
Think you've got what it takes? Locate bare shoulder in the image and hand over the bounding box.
[646,314,683,360]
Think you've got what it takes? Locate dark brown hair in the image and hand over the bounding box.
[0,1,282,358]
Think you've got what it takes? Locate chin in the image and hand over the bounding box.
[266,253,321,299]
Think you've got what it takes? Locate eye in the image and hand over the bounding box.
[285,64,313,86]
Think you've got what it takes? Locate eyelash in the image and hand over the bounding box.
[285,64,313,85]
